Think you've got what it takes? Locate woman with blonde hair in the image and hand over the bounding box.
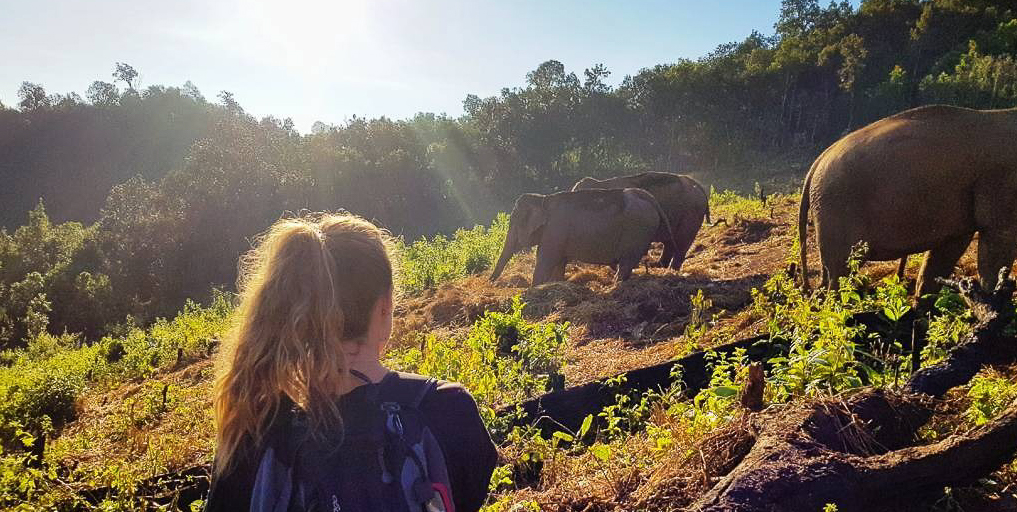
[205,213,497,512]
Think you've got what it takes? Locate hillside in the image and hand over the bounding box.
[7,190,1012,511]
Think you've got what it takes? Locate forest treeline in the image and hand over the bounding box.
[2,0,1017,349]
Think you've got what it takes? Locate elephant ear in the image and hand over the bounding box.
[516,194,548,246]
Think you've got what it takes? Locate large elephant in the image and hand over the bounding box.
[799,104,1017,295]
[490,188,677,285]
[572,172,710,270]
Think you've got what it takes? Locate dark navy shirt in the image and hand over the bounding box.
[205,377,498,512]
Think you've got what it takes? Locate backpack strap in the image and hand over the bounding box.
[375,373,439,487]
[349,368,373,384]
[376,372,438,409]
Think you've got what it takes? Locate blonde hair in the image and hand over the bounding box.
[213,213,394,475]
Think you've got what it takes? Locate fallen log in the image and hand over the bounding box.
[693,270,1017,511]
[501,334,772,433]
[503,306,917,434]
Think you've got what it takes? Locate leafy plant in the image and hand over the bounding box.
[395,214,509,294]
[387,296,567,432]
[965,374,1017,426]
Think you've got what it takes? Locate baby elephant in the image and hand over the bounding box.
[490,188,676,286]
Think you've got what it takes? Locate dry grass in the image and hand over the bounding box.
[48,359,216,489]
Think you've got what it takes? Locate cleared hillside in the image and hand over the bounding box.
[10,190,1012,511]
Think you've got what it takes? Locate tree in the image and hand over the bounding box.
[821,33,868,128]
[113,62,139,90]
[583,63,611,94]
[311,121,332,134]
[17,82,50,111]
[86,81,120,107]
[182,80,205,102]
[776,0,822,40]
[218,90,243,115]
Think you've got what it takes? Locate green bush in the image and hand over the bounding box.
[388,296,568,429]
[0,343,96,440]
[749,245,924,400]
[965,374,1017,426]
[395,214,509,294]
[0,293,231,449]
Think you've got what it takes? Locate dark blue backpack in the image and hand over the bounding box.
[250,372,455,512]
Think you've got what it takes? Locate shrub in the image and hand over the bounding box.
[387,296,568,429]
[965,373,1017,426]
[395,214,509,294]
[0,294,231,449]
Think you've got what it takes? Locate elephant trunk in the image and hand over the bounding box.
[490,231,516,282]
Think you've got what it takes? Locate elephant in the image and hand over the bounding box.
[798,104,1017,296]
[572,172,710,270]
[489,188,677,286]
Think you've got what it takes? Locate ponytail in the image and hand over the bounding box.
[213,213,394,475]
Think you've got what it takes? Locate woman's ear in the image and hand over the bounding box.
[372,291,395,356]
[376,290,393,316]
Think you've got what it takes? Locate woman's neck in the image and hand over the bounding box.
[344,353,389,386]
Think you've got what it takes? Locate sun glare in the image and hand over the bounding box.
[242,0,372,74]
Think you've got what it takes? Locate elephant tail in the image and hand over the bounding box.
[798,169,814,293]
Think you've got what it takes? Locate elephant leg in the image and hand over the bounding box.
[916,234,973,296]
[976,229,1017,291]
[616,252,644,282]
[668,217,701,271]
[616,264,632,282]
[897,257,908,280]
[817,230,850,291]
[552,260,567,282]
[657,241,674,268]
[533,245,562,286]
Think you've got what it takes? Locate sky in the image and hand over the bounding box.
[1,0,833,133]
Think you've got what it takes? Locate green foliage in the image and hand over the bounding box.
[0,201,114,347]
[0,294,231,453]
[388,296,568,429]
[965,374,1017,426]
[680,289,713,354]
[921,37,1017,107]
[647,351,747,444]
[922,288,975,366]
[0,430,78,510]
[396,214,509,293]
[753,269,864,401]
[709,187,769,219]
[750,245,927,401]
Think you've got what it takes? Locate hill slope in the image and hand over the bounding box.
[7,190,1010,511]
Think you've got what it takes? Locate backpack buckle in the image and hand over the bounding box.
[382,402,405,438]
